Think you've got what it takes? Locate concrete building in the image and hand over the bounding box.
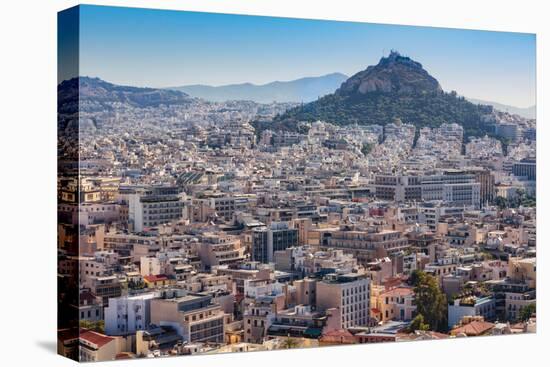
[495,123,522,142]
[90,275,123,304]
[243,294,285,344]
[79,330,118,362]
[136,326,182,356]
[370,285,416,322]
[448,296,496,328]
[464,167,495,204]
[316,273,370,329]
[129,186,185,232]
[190,194,255,222]
[267,304,340,340]
[105,292,157,336]
[505,290,536,321]
[252,222,298,263]
[512,158,536,181]
[373,172,481,207]
[150,291,227,344]
[508,257,536,289]
[197,232,246,270]
[79,291,104,323]
[325,226,409,264]
[140,256,162,277]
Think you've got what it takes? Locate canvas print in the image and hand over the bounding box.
[57,5,536,362]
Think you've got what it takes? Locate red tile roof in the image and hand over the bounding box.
[451,321,494,336]
[320,329,357,344]
[144,274,169,283]
[427,331,450,339]
[80,329,115,347]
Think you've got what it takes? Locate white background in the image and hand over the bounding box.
[0,0,547,365]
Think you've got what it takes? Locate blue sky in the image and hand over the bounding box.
[62,5,536,107]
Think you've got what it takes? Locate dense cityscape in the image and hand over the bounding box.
[58,52,536,361]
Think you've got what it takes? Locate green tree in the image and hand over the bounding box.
[361,143,374,156]
[407,270,422,287]
[79,320,105,333]
[273,88,497,142]
[519,303,536,321]
[128,278,145,290]
[410,270,448,332]
[495,196,507,210]
[281,337,299,349]
[408,314,430,332]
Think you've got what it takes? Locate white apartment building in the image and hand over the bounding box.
[373,172,481,207]
[448,296,496,328]
[316,273,370,329]
[104,292,157,336]
[418,202,471,230]
[129,186,185,232]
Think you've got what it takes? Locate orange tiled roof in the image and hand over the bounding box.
[427,331,450,339]
[320,329,357,343]
[143,274,169,283]
[451,321,494,336]
[80,329,115,347]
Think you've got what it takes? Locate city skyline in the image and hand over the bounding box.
[57,5,537,362]
[59,5,536,108]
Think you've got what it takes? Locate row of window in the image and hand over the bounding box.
[80,309,100,319]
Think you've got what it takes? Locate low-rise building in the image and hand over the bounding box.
[370,285,416,322]
[79,330,118,362]
[448,296,496,329]
[150,291,227,344]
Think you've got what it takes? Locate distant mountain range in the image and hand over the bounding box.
[167,73,348,103]
[262,51,501,139]
[58,77,192,114]
[467,98,535,119]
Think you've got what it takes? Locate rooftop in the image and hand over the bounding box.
[80,329,115,347]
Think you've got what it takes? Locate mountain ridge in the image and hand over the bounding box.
[58,76,193,114]
[336,51,442,96]
[167,73,348,103]
[267,51,497,139]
